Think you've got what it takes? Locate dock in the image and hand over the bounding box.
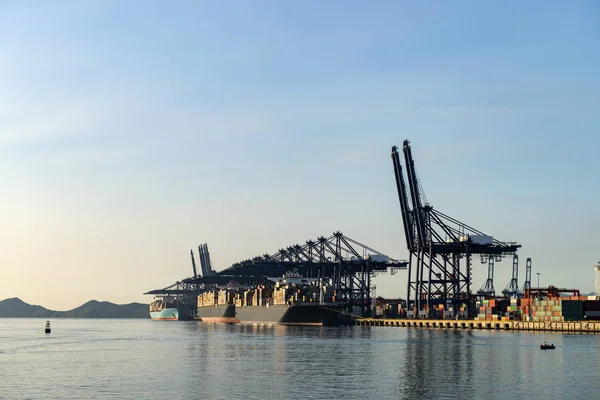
[356,318,600,333]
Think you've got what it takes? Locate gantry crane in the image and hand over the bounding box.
[391,140,521,318]
[501,255,520,298]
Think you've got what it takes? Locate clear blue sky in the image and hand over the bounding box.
[1,1,599,309]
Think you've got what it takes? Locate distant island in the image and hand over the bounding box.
[0,297,149,318]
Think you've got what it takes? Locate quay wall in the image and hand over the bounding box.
[356,318,600,333]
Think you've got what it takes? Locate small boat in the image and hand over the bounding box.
[44,321,51,334]
[540,342,555,350]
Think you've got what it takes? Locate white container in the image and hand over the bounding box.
[460,234,493,245]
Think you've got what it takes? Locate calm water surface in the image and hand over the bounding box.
[1,319,599,399]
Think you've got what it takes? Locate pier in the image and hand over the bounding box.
[356,318,600,333]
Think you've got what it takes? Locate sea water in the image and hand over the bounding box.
[1,318,599,399]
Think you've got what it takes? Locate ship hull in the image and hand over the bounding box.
[194,305,239,323]
[150,308,194,321]
[197,304,353,326]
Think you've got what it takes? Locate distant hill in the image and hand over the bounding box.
[0,298,149,318]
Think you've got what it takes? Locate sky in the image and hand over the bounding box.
[1,1,599,310]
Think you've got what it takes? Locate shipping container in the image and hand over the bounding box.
[459,234,493,245]
[584,300,600,311]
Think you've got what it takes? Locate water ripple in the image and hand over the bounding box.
[1,319,599,399]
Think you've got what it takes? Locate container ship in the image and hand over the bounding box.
[149,296,196,321]
[196,271,355,326]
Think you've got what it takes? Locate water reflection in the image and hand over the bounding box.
[4,320,600,400]
[140,322,600,400]
[398,329,475,399]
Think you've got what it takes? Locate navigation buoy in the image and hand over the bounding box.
[45,320,51,334]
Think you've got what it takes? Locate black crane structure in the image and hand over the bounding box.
[197,243,216,278]
[522,257,532,293]
[144,243,216,298]
[501,255,520,298]
[145,232,406,317]
[478,256,498,297]
[391,140,521,318]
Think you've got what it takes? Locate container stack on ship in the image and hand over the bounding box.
[196,272,351,326]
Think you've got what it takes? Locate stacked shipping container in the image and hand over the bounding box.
[405,304,468,319]
[198,291,218,308]
[584,300,600,320]
[475,299,510,321]
[271,283,334,305]
[526,297,597,322]
[197,283,338,309]
[473,296,600,322]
